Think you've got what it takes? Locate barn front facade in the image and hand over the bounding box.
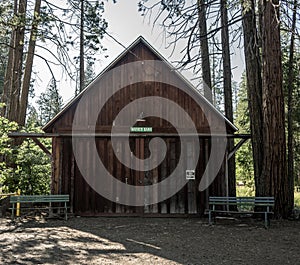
[43,37,238,216]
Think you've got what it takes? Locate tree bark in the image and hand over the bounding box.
[197,0,212,103]
[241,0,264,197]
[8,0,27,123]
[79,0,85,92]
[261,0,290,218]
[19,0,42,126]
[220,0,235,196]
[1,31,15,118]
[286,0,297,215]
[1,0,18,118]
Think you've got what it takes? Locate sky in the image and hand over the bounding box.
[33,0,245,105]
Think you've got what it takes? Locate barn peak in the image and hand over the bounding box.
[43,36,237,132]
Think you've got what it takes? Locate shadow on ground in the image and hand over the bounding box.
[0,216,299,264]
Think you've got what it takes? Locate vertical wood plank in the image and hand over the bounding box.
[107,139,114,213]
[58,138,63,195]
[170,140,177,214]
[70,150,75,214]
[115,140,122,213]
[51,137,57,195]
[187,141,197,214]
[151,137,159,213]
[160,140,168,214]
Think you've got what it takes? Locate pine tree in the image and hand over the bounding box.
[36,79,63,126]
[0,0,108,125]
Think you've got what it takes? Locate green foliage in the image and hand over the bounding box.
[295,192,300,209]
[0,106,18,158]
[36,78,63,126]
[234,74,254,188]
[56,0,108,66]
[26,105,40,127]
[84,60,96,87]
[237,187,300,208]
[0,107,51,195]
[0,0,109,100]
[236,185,255,197]
[10,137,51,195]
[0,105,18,192]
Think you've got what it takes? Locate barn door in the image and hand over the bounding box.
[128,138,144,211]
[129,137,158,214]
[127,137,200,215]
[130,137,184,215]
[142,137,183,214]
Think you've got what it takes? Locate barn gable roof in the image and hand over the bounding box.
[43,36,237,132]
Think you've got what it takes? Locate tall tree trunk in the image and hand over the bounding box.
[261,0,290,218]
[197,0,212,103]
[241,0,264,197]
[1,0,18,119]
[19,0,42,126]
[287,0,297,215]
[79,0,85,92]
[1,27,16,118]
[8,0,27,123]
[220,0,235,196]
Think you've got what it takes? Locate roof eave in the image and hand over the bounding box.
[43,35,238,132]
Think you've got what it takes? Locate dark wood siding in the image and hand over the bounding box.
[52,136,223,215]
[45,37,235,216]
[46,43,232,134]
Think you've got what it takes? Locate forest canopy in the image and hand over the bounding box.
[1,0,300,218]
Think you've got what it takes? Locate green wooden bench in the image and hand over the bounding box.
[208,196,275,228]
[10,194,69,220]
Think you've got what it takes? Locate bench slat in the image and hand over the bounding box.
[10,195,69,203]
[208,196,275,228]
[209,197,274,206]
[10,195,69,221]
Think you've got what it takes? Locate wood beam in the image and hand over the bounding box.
[228,138,249,160]
[9,132,251,139]
[31,137,52,158]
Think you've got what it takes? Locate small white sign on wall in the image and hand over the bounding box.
[186,169,195,180]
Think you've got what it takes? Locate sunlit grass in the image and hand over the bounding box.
[236,185,255,197]
[237,185,300,209]
[294,192,300,209]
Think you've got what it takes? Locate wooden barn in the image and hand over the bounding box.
[43,36,240,216]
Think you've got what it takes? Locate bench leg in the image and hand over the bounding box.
[209,210,212,225]
[264,212,269,228]
[49,202,52,218]
[65,202,67,221]
[12,203,15,220]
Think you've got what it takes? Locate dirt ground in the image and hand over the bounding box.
[0,216,299,265]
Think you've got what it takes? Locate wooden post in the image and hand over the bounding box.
[70,154,75,214]
[16,189,21,217]
[187,142,197,214]
[225,151,229,211]
[58,138,63,195]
